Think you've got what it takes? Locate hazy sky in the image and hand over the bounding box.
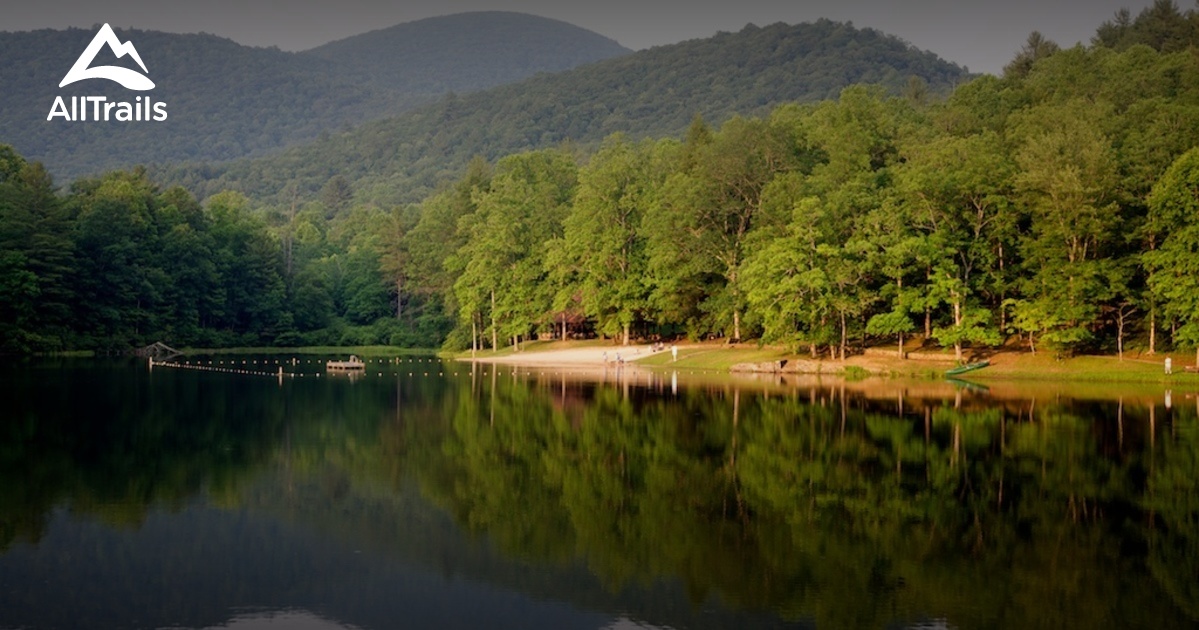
[3,0,1165,75]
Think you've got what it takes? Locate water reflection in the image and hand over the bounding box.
[189,610,360,630]
[0,358,1196,629]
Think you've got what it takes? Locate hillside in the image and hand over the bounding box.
[0,13,630,181]
[161,19,971,206]
[304,11,629,94]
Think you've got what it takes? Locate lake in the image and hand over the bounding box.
[1,356,1196,629]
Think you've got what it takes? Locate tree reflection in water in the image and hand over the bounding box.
[0,359,1196,628]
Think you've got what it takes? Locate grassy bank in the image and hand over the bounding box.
[635,345,792,371]
[363,337,1199,387]
[631,342,1199,386]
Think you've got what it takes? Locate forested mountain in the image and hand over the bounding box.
[0,13,630,181]
[6,6,1199,356]
[305,12,628,93]
[160,19,971,205]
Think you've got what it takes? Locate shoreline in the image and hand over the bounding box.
[463,344,666,367]
[456,341,1199,386]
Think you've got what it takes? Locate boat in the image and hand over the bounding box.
[945,360,990,376]
[326,355,365,370]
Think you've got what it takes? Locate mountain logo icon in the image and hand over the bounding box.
[59,23,155,91]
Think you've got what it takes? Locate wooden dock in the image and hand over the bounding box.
[326,355,365,370]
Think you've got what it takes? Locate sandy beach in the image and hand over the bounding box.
[464,344,669,367]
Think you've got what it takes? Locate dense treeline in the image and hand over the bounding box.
[0,148,427,352]
[0,13,628,181]
[404,38,1199,360]
[3,6,1199,356]
[1094,0,1199,51]
[161,19,968,206]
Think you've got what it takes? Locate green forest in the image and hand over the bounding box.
[161,18,968,206]
[0,13,628,181]
[2,2,1199,357]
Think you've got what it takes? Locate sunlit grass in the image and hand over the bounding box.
[635,345,791,370]
[634,343,1199,385]
[966,353,1199,384]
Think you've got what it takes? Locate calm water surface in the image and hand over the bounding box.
[1,357,1197,629]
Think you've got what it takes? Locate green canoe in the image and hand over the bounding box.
[945,360,990,376]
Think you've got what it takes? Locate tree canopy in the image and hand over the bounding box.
[3,9,1199,356]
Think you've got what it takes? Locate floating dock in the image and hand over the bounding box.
[326,355,366,370]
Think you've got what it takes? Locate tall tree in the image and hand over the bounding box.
[68,169,164,349]
[0,150,74,351]
[557,135,671,344]
[647,110,815,340]
[1003,31,1060,79]
[743,190,840,356]
[895,131,1014,360]
[319,174,354,218]
[1144,147,1199,365]
[452,150,577,349]
[1010,102,1121,353]
[206,190,286,343]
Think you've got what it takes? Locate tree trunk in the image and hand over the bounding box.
[924,307,931,339]
[561,316,566,342]
[896,277,904,359]
[1116,314,1124,360]
[952,297,963,362]
[395,278,403,319]
[733,310,741,343]
[490,290,498,351]
[839,311,847,360]
[998,242,1006,333]
[1149,310,1156,355]
[623,322,630,346]
[284,234,293,278]
[471,317,478,357]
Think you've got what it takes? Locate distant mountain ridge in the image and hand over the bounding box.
[0,13,631,181]
[306,11,629,94]
[163,19,971,206]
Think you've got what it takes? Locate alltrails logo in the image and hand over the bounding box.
[47,23,167,122]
